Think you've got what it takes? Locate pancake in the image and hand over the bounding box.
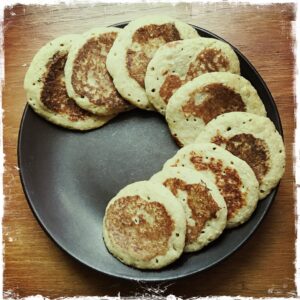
[150,167,227,252]
[163,143,259,228]
[165,72,266,146]
[103,181,186,269]
[196,112,286,199]
[65,28,132,116]
[106,15,199,110]
[145,37,240,115]
[24,35,115,130]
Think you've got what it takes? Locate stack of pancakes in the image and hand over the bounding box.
[24,15,286,270]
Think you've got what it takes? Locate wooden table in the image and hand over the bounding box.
[3,3,296,298]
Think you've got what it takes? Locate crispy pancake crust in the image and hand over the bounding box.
[103,181,186,269]
[165,72,266,146]
[151,167,227,252]
[65,28,132,116]
[145,37,240,115]
[106,15,199,110]
[163,143,260,228]
[196,112,286,199]
[24,35,115,130]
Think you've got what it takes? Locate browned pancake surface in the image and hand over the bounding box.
[185,152,247,219]
[71,32,130,113]
[159,49,231,105]
[126,24,182,88]
[182,83,246,124]
[41,52,93,122]
[163,178,219,244]
[105,195,174,261]
[211,133,270,184]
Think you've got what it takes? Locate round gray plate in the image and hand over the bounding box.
[18,23,283,281]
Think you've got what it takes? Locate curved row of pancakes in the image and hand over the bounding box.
[24,16,200,129]
[24,15,264,134]
[23,16,286,270]
[103,113,285,269]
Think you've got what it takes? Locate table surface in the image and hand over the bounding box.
[3,2,296,298]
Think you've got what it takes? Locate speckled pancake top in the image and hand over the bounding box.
[145,37,240,115]
[211,132,270,184]
[41,51,93,122]
[165,72,266,146]
[67,29,131,115]
[105,195,174,261]
[164,143,260,228]
[182,83,246,124]
[106,16,199,110]
[126,23,182,88]
[196,112,285,199]
[159,48,232,105]
[163,177,220,244]
[175,151,246,220]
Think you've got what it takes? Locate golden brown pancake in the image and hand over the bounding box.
[65,28,132,116]
[196,112,286,199]
[151,167,227,252]
[103,181,186,269]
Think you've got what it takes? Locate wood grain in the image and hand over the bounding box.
[3,3,296,298]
